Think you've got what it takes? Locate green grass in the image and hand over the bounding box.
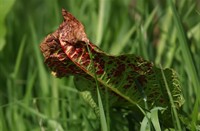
[0,0,200,130]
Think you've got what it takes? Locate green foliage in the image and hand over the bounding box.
[0,0,200,130]
[0,0,15,51]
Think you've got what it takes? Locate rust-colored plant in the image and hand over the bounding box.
[40,9,184,128]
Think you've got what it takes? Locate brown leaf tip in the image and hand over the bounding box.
[40,9,90,77]
[59,9,89,45]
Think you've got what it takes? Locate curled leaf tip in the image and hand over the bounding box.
[59,9,89,44]
[40,9,90,77]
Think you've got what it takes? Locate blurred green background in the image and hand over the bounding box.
[0,0,200,130]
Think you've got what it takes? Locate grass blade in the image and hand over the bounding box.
[168,0,200,100]
[86,43,108,131]
[96,0,106,46]
[11,35,26,78]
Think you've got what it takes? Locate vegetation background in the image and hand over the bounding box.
[0,0,200,130]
